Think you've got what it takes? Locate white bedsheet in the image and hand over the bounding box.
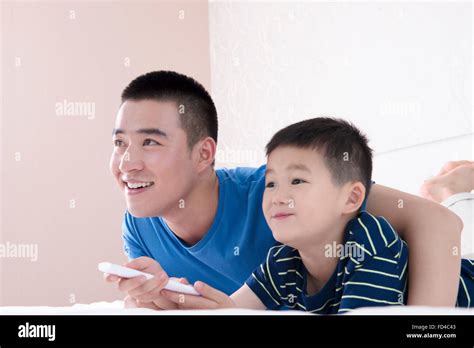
[0,301,305,315]
[0,301,472,315]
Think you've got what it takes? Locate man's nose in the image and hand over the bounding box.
[118,147,144,173]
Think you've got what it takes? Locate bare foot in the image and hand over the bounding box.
[420,162,474,203]
[437,160,473,176]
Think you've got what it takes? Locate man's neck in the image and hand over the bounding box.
[298,213,355,295]
[163,169,219,246]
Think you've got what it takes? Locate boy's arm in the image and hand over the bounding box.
[161,281,266,310]
[161,247,279,311]
[231,284,267,309]
[367,184,463,306]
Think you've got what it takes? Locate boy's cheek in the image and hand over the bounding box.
[263,211,272,225]
[261,196,272,215]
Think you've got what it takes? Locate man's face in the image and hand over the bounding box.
[110,99,197,217]
[262,146,345,248]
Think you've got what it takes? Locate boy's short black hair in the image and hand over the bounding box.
[265,117,373,197]
[121,71,218,155]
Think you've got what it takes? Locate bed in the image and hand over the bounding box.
[0,301,472,315]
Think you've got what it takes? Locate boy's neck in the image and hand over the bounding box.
[162,168,219,246]
[299,212,358,296]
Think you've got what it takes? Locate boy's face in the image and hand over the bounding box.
[262,146,346,248]
[110,99,198,217]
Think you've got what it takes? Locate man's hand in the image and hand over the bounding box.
[103,256,180,310]
[161,281,236,309]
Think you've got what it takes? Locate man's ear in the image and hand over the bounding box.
[194,136,217,173]
[342,182,366,214]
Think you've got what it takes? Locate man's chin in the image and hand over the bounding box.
[126,204,161,218]
[128,210,152,218]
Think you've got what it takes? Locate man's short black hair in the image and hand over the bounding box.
[265,117,373,197]
[121,71,218,155]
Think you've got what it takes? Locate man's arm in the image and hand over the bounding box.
[366,184,463,306]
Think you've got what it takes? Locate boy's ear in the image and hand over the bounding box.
[342,182,366,214]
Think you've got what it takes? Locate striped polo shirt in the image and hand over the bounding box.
[457,258,474,308]
[246,210,474,312]
[246,210,409,313]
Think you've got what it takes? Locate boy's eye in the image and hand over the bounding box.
[143,139,161,146]
[265,181,275,188]
[291,178,305,185]
[114,139,124,147]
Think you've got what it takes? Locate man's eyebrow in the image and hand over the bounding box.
[112,128,168,138]
[136,128,168,137]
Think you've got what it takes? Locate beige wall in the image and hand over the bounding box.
[0,0,210,306]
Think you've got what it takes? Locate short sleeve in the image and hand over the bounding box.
[121,211,147,261]
[245,256,283,310]
[338,242,408,313]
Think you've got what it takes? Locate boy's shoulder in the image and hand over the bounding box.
[263,243,301,269]
[345,211,405,263]
[266,243,298,258]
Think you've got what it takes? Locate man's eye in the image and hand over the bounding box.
[114,139,124,147]
[265,181,275,188]
[291,178,305,185]
[143,139,161,146]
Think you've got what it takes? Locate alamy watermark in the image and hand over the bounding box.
[324,241,365,263]
[0,241,38,262]
[18,322,55,341]
[380,100,421,118]
[55,99,95,120]
[215,147,260,165]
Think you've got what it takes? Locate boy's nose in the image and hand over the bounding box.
[271,193,292,206]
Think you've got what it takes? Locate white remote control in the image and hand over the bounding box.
[98,262,200,296]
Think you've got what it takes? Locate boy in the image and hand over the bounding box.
[161,117,473,312]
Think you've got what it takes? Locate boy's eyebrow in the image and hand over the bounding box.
[286,163,311,172]
[265,163,311,176]
[112,128,168,138]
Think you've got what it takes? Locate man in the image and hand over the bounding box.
[106,71,463,310]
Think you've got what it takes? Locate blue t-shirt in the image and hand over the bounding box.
[121,165,276,295]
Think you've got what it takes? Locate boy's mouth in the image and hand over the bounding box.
[272,212,295,220]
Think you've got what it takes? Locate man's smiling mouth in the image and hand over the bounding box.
[126,181,154,189]
[122,179,155,194]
